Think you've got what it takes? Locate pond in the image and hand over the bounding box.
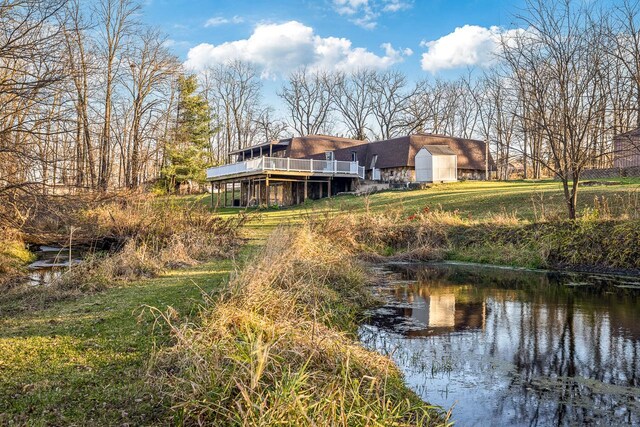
[27,246,84,286]
[359,262,640,426]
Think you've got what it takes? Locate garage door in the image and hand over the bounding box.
[415,148,432,182]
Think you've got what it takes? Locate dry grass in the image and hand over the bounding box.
[148,226,448,426]
[307,207,460,261]
[78,195,247,247]
[0,196,250,315]
[305,205,640,273]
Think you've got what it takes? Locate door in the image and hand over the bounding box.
[415,148,432,182]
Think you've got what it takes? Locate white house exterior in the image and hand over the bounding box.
[415,145,458,182]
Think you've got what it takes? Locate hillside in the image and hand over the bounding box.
[1,178,639,425]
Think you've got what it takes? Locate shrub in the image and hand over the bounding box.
[0,229,33,285]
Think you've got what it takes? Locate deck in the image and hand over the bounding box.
[206,156,365,181]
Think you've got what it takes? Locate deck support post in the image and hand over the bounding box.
[232,180,236,206]
[266,176,270,207]
[304,177,308,201]
[210,182,214,208]
[296,182,301,205]
[223,181,227,207]
[257,180,261,206]
[241,180,245,207]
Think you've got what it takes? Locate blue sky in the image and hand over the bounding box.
[141,0,527,102]
[143,0,525,70]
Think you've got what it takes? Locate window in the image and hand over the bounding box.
[351,151,358,162]
[325,151,334,161]
[371,154,378,169]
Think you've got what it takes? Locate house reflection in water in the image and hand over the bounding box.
[368,285,486,337]
[362,262,640,426]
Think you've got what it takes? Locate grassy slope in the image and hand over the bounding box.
[0,260,235,426]
[209,178,640,223]
[1,178,638,425]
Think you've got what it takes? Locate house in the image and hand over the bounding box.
[206,133,493,207]
[307,134,494,182]
[207,135,367,207]
[614,128,640,168]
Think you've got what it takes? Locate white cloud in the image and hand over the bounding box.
[334,0,369,15]
[420,25,525,73]
[163,39,190,49]
[332,0,411,30]
[185,21,411,76]
[382,0,411,12]
[204,15,244,27]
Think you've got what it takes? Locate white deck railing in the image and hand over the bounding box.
[207,157,365,180]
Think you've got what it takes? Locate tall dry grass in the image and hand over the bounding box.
[307,205,640,273]
[148,226,448,426]
[0,196,250,314]
[307,208,457,261]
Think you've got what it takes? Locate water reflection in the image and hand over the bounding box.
[27,246,84,286]
[360,263,640,426]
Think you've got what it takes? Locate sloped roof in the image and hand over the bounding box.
[614,127,640,139]
[233,133,494,171]
[363,134,494,171]
[422,145,456,156]
[286,135,367,158]
[229,139,288,155]
[230,135,365,158]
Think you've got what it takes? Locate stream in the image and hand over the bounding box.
[359,262,640,426]
[26,246,85,286]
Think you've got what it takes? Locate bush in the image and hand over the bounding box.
[0,230,34,288]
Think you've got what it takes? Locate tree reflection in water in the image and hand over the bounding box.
[359,263,640,426]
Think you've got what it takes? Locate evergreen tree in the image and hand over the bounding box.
[162,75,212,191]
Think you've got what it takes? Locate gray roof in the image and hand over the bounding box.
[423,145,456,156]
[615,127,640,139]
[229,139,289,155]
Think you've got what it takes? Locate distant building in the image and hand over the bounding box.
[614,128,640,168]
[206,133,494,207]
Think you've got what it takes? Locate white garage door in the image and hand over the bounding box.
[415,148,432,182]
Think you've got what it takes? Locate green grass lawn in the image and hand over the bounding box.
[204,178,640,223]
[0,260,236,426]
[1,178,639,425]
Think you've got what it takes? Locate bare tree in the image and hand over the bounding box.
[608,0,640,129]
[334,70,374,140]
[95,0,139,191]
[202,60,262,162]
[0,0,67,195]
[62,0,96,188]
[254,107,288,144]
[503,0,608,218]
[369,70,415,139]
[124,28,178,187]
[0,0,184,197]
[484,73,518,180]
[278,67,337,136]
